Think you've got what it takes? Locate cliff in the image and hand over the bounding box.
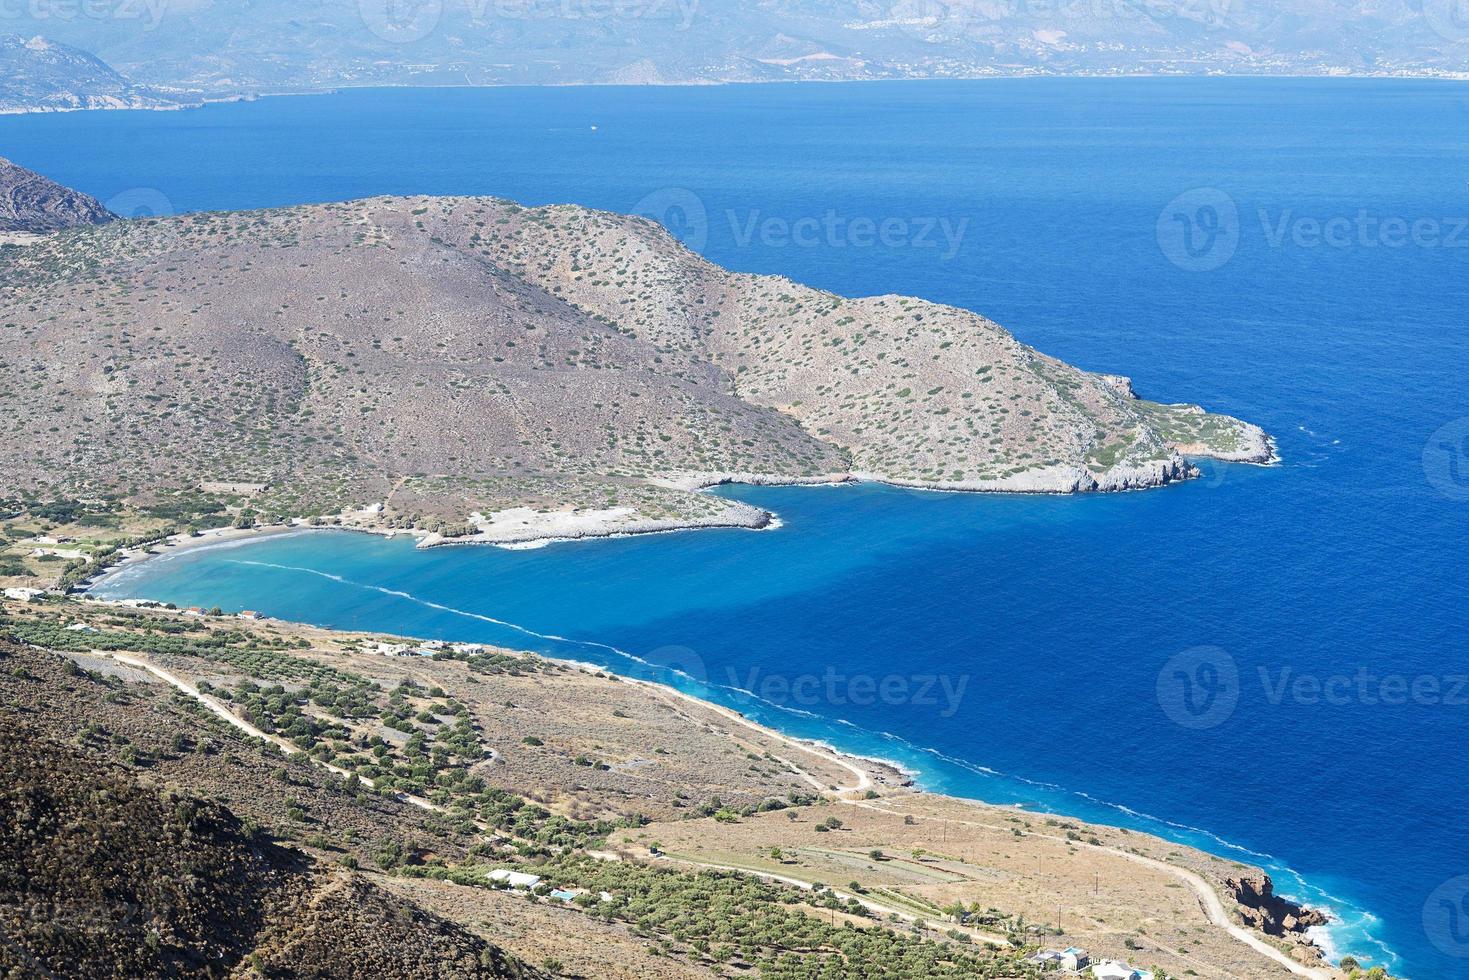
[1227,873,1332,937]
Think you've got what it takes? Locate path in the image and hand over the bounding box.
[104,651,441,814]
[630,677,872,793]
[848,797,1334,980]
[104,650,1323,977]
[654,853,1009,948]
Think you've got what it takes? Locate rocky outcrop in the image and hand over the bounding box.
[0,156,114,233]
[1226,874,1330,936]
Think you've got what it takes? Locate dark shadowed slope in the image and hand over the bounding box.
[0,713,541,979]
[0,154,115,233]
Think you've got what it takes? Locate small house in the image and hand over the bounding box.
[487,869,542,890]
[1058,947,1090,971]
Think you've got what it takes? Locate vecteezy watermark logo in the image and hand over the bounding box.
[1259,667,1469,706]
[632,187,969,259]
[1424,418,1469,502]
[1159,188,1469,271]
[1161,644,1469,729]
[1157,188,1240,272]
[631,187,709,253]
[1156,646,1239,729]
[105,188,174,219]
[1425,0,1469,43]
[729,210,968,260]
[358,0,444,43]
[618,644,710,691]
[1425,876,1469,958]
[0,0,170,29]
[1258,209,1469,250]
[724,666,969,718]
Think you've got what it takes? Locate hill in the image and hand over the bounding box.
[0,713,540,978]
[0,34,180,114]
[0,155,115,234]
[0,194,1268,545]
[0,598,1360,979]
[0,0,1463,99]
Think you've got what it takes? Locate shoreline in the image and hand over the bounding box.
[81,454,1278,590]
[79,515,1365,967]
[68,471,1388,975]
[3,72,1466,117]
[57,586,1354,977]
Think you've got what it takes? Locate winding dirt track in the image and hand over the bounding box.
[846,797,1335,980]
[107,649,1333,979]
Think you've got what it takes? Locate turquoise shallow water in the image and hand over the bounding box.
[10,78,1467,976]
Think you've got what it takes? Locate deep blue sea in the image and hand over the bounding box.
[9,79,1467,977]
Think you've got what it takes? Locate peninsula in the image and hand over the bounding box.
[0,181,1269,583]
[0,167,1393,980]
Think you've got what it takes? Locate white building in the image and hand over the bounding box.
[487,869,542,889]
[1058,947,1090,971]
[1092,961,1153,980]
[1029,947,1091,972]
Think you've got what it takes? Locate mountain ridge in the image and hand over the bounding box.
[0,191,1269,545]
[0,33,184,113]
[0,0,1463,113]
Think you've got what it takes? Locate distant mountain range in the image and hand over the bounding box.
[0,34,184,113]
[0,0,1464,112]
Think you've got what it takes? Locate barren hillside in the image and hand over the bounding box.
[0,34,178,114]
[0,154,114,233]
[0,598,1356,979]
[0,712,540,979]
[0,194,1268,535]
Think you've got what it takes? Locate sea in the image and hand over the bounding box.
[8,78,1467,977]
